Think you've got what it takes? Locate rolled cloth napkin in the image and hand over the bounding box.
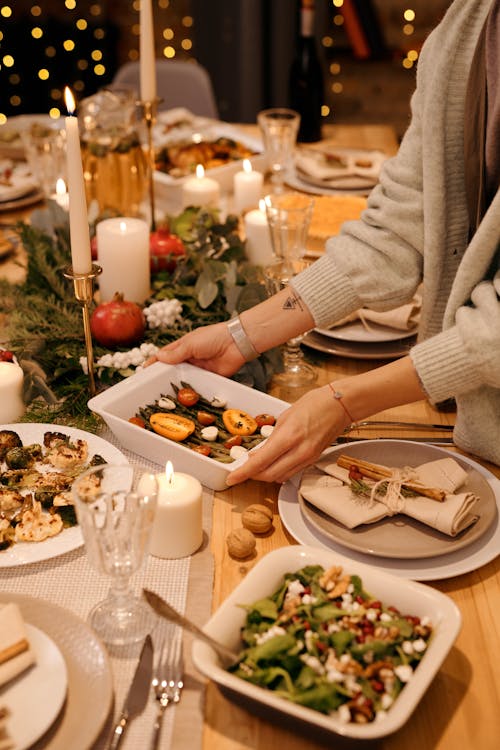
[299,457,480,537]
[0,603,35,687]
[328,293,422,332]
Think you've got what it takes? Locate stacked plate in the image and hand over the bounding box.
[303,318,418,360]
[286,145,387,196]
[0,159,43,211]
[279,439,500,581]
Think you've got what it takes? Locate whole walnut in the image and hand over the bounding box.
[226,527,256,559]
[242,503,273,534]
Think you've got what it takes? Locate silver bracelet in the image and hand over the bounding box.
[227,316,259,362]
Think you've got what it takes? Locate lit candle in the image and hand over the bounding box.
[244,199,275,266]
[182,164,220,209]
[52,178,69,210]
[233,159,264,214]
[96,217,151,303]
[64,87,92,275]
[140,0,157,102]
[149,461,203,559]
[0,361,25,423]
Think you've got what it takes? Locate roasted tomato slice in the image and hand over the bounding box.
[254,413,276,428]
[177,387,200,407]
[192,444,212,456]
[222,409,258,436]
[150,413,196,441]
[197,410,216,426]
[224,434,243,449]
[128,416,146,428]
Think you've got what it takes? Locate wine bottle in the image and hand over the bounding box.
[289,0,324,143]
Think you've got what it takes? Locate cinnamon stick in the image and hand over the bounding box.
[337,454,447,502]
[0,638,29,666]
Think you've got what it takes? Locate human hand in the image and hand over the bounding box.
[151,321,246,376]
[226,385,351,485]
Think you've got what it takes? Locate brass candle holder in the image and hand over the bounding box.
[140,98,160,232]
[63,264,102,396]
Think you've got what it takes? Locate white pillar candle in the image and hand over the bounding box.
[244,199,275,266]
[0,361,25,423]
[233,159,264,214]
[182,164,220,209]
[64,87,92,275]
[96,217,151,304]
[140,0,157,102]
[149,462,203,559]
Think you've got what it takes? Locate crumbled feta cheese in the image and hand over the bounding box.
[420,615,431,626]
[285,580,305,604]
[394,664,413,683]
[402,640,414,655]
[380,612,392,622]
[200,426,218,441]
[301,654,324,674]
[326,668,344,683]
[255,625,286,645]
[381,693,394,710]
[347,583,354,594]
[366,608,378,622]
[301,594,317,605]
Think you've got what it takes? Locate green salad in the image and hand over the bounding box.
[230,565,433,724]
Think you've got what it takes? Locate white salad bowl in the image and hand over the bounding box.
[191,545,461,740]
[87,361,289,490]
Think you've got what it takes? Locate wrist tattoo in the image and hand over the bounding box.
[282,293,304,312]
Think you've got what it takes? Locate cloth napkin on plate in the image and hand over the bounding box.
[0,603,35,687]
[330,293,422,333]
[294,148,383,189]
[299,457,480,537]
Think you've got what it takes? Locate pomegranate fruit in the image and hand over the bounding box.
[90,293,146,348]
[149,227,185,272]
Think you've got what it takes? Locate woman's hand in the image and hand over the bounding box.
[152,321,246,376]
[226,385,351,486]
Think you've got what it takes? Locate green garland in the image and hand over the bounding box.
[0,202,282,431]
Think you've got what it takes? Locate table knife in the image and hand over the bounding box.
[334,436,455,445]
[107,634,154,750]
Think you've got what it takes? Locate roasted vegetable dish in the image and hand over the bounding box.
[155,136,256,178]
[230,564,433,724]
[0,428,106,550]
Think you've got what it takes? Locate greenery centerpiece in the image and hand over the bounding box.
[0,201,281,432]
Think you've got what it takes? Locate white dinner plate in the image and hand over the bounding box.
[0,423,129,567]
[316,320,418,343]
[1,624,68,750]
[278,445,500,581]
[285,169,372,196]
[0,593,113,750]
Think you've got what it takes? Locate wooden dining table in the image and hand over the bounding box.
[1,123,499,750]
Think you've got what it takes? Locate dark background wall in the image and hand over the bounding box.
[0,1,452,139]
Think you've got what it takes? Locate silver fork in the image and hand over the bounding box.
[150,625,184,750]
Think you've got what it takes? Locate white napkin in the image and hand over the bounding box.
[299,457,480,537]
[0,603,35,687]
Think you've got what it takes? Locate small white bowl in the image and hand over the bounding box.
[192,545,461,740]
[87,361,289,490]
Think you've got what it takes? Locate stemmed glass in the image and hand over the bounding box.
[72,463,159,646]
[257,108,300,193]
[264,192,317,387]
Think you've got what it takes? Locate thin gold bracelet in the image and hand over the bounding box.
[328,383,355,424]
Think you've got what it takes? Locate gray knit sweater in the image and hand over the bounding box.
[291,0,500,466]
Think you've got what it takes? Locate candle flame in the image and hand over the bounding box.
[195,164,205,179]
[258,198,266,212]
[64,86,76,115]
[119,220,127,232]
[165,460,174,485]
[56,178,67,195]
[243,158,252,174]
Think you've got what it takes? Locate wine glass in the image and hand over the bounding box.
[264,192,317,387]
[257,108,300,193]
[72,463,158,646]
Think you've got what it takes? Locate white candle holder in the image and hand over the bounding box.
[63,263,102,396]
[139,98,160,232]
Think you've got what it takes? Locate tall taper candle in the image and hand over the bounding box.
[64,87,92,275]
[140,0,156,102]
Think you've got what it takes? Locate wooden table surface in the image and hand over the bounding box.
[2,123,499,750]
[202,126,500,750]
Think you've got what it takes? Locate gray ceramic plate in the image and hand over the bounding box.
[297,440,497,559]
[302,329,416,360]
